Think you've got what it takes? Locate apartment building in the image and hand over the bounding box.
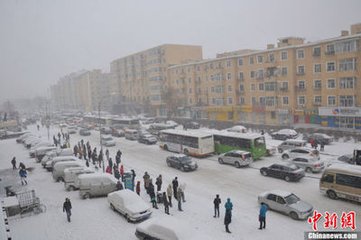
[110,44,202,115]
[167,23,361,129]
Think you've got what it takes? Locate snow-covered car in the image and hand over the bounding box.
[79,128,91,136]
[64,167,95,191]
[326,154,354,167]
[45,156,79,171]
[29,142,54,157]
[281,147,320,160]
[52,161,84,182]
[286,156,325,173]
[67,126,78,134]
[138,134,157,145]
[101,135,116,147]
[258,190,313,220]
[111,128,125,137]
[24,137,41,148]
[306,133,333,145]
[135,215,201,240]
[260,163,305,182]
[166,154,198,172]
[226,125,247,133]
[183,121,200,129]
[77,173,118,199]
[41,148,73,165]
[108,189,152,222]
[271,129,298,140]
[277,139,307,153]
[100,127,113,134]
[16,132,34,143]
[34,146,57,160]
[218,150,253,168]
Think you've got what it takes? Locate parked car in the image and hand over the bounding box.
[260,163,305,182]
[79,128,91,136]
[166,154,198,172]
[100,127,113,134]
[135,216,200,240]
[76,173,118,199]
[101,135,116,147]
[52,161,84,182]
[41,148,73,165]
[225,125,247,133]
[277,139,307,153]
[111,128,125,137]
[257,190,313,220]
[306,133,333,145]
[45,156,79,171]
[108,189,152,222]
[281,147,320,160]
[29,142,54,157]
[64,167,95,191]
[34,146,57,160]
[287,156,325,173]
[138,134,157,145]
[218,150,253,168]
[271,129,298,140]
[183,121,200,129]
[67,126,77,134]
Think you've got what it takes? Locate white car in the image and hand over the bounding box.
[218,150,253,168]
[101,135,116,147]
[281,147,320,160]
[226,125,247,133]
[108,189,152,222]
[287,156,325,173]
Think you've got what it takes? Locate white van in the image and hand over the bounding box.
[64,167,95,191]
[41,148,73,165]
[277,139,307,153]
[35,146,58,161]
[76,173,118,199]
[320,164,361,203]
[52,161,84,182]
[45,156,79,171]
[124,129,138,140]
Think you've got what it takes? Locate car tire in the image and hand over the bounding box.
[290,211,299,220]
[327,190,338,200]
[261,170,267,176]
[68,186,75,191]
[305,167,312,173]
[163,145,168,151]
[183,149,189,155]
[278,149,283,153]
[110,203,116,211]
[235,162,241,168]
[218,158,224,164]
[282,154,289,159]
[284,176,291,182]
[83,193,90,199]
[125,214,131,222]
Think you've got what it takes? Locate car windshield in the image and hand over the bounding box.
[179,156,192,163]
[284,194,300,204]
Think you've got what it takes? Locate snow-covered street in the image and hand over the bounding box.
[1,124,360,240]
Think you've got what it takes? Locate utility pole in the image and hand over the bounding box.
[98,100,104,172]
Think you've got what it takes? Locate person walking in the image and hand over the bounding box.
[120,164,124,182]
[136,181,141,195]
[63,198,72,222]
[320,142,325,152]
[19,167,27,185]
[11,157,17,170]
[155,174,162,192]
[105,149,110,161]
[19,162,26,170]
[143,172,150,190]
[172,177,178,200]
[179,183,186,202]
[148,180,158,209]
[108,157,113,170]
[163,192,170,215]
[213,194,221,218]
[259,202,268,230]
[177,187,183,211]
[166,184,173,207]
[224,198,233,233]
[114,167,120,180]
[131,169,136,191]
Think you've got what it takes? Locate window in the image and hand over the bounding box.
[238,58,243,66]
[239,72,244,81]
[188,88,192,93]
[313,47,321,56]
[227,73,231,80]
[314,64,321,73]
[326,44,335,55]
[314,80,322,89]
[314,96,322,104]
[228,85,232,92]
[321,174,334,183]
[283,96,289,105]
[297,65,305,75]
[280,81,288,91]
[259,83,264,91]
[257,55,263,63]
[266,194,277,202]
[298,96,306,105]
[281,51,288,60]
[251,97,257,104]
[281,67,288,76]
[265,97,276,106]
[226,60,231,67]
[328,96,336,106]
[335,40,357,53]
[340,96,354,107]
[251,84,255,91]
[239,84,244,91]
[327,79,336,89]
[239,97,245,104]
[298,80,306,89]
[249,56,254,64]
[265,82,277,91]
[297,49,304,59]
[339,58,356,71]
[256,69,264,79]
[227,97,233,104]
[336,173,361,189]
[260,97,265,105]
[339,77,355,89]
[250,71,255,78]
[327,62,336,72]
[269,53,275,63]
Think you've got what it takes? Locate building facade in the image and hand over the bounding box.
[167,23,361,129]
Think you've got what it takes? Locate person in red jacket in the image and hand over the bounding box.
[120,164,124,181]
[136,181,141,195]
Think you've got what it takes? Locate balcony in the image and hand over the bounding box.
[325,50,335,56]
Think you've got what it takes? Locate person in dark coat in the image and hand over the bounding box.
[11,157,17,170]
[259,202,268,230]
[148,181,158,209]
[213,194,221,218]
[114,168,120,180]
[155,174,162,192]
[116,181,123,190]
[19,162,26,170]
[73,145,78,157]
[136,181,141,195]
[131,169,136,191]
[172,177,178,200]
[224,198,233,233]
[143,172,150,190]
[63,198,72,222]
[108,158,113,169]
[19,168,27,185]
[177,187,183,211]
[163,192,169,214]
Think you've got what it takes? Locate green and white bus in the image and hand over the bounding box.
[159,129,214,157]
[213,131,267,160]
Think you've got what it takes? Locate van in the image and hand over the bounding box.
[64,167,95,191]
[76,173,118,199]
[320,164,361,203]
[41,148,73,165]
[35,146,58,161]
[124,129,138,140]
[277,139,307,153]
[52,161,84,182]
[45,156,79,171]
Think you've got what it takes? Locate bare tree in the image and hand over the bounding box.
[161,87,186,118]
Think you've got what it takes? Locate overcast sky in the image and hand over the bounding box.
[0,0,360,102]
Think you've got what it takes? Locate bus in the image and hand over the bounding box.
[111,117,140,129]
[159,129,214,157]
[213,131,267,160]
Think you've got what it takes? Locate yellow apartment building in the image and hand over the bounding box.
[167,23,361,129]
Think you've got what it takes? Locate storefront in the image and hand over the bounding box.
[318,107,361,130]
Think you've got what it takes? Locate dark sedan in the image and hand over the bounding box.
[166,154,198,172]
[260,163,305,182]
